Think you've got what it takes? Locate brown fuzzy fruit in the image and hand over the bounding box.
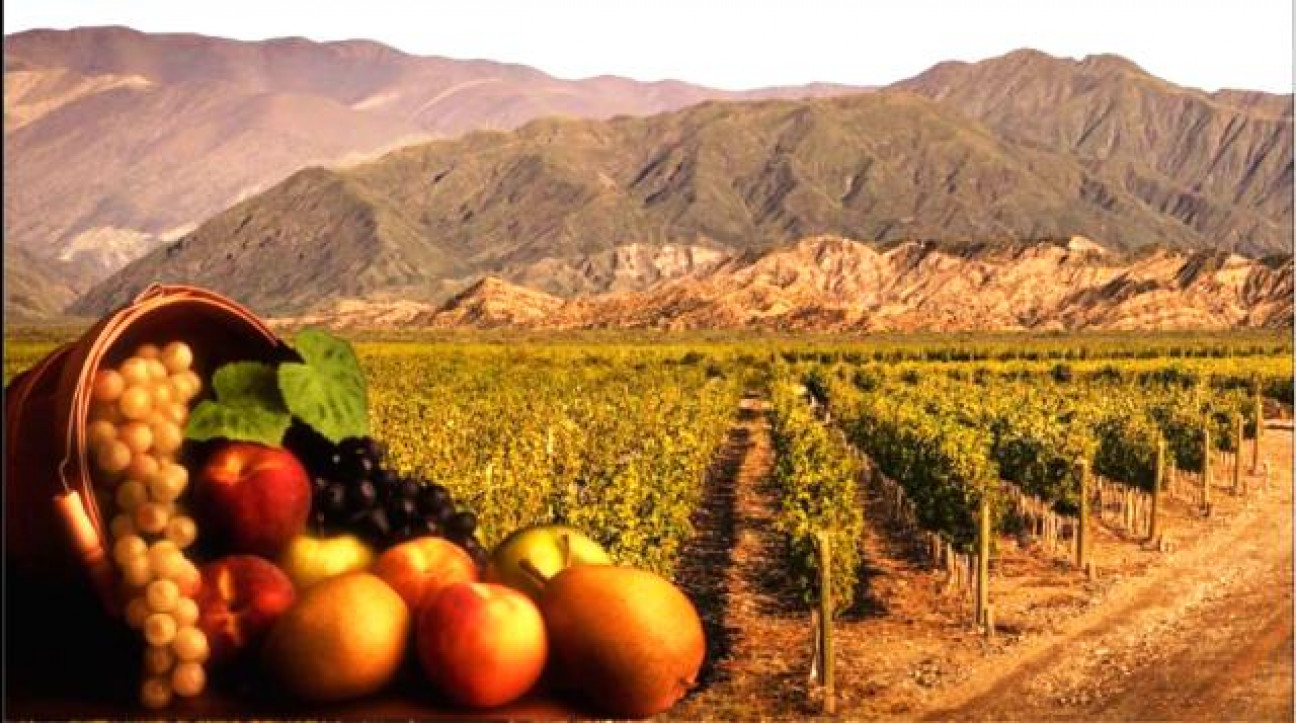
[539,564,704,717]
[262,572,408,703]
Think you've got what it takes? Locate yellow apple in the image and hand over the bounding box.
[486,524,610,602]
[278,533,375,591]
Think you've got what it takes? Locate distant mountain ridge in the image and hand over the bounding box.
[896,49,1293,255]
[74,48,1293,318]
[275,236,1293,332]
[3,25,865,317]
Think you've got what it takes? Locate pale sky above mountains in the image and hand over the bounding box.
[4,0,1292,93]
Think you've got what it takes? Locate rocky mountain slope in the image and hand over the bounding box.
[3,25,861,300]
[75,48,1293,319]
[896,50,1293,256]
[3,245,80,322]
[288,236,1286,332]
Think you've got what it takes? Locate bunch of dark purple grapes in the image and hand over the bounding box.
[284,424,488,567]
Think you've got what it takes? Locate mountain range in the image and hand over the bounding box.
[7,28,1293,330]
[3,25,861,317]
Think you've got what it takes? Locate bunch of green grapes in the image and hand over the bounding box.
[87,341,209,708]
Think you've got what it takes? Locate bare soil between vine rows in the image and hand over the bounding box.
[672,399,1293,721]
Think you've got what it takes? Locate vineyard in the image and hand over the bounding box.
[359,344,741,575]
[811,356,1268,525]
[4,331,1292,718]
[791,351,1279,619]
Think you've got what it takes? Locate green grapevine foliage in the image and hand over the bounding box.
[769,379,864,613]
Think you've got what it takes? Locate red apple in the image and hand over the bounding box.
[196,442,311,556]
[417,582,547,708]
[373,537,479,612]
[195,555,296,666]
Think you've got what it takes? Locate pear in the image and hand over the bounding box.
[262,572,408,702]
[530,564,704,717]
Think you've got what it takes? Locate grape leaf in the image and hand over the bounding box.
[212,359,282,402]
[277,329,369,444]
[185,361,292,446]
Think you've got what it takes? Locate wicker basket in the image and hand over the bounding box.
[4,284,292,612]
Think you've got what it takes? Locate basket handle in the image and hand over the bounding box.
[132,283,202,305]
[54,490,120,613]
[133,283,169,305]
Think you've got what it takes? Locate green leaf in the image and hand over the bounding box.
[213,360,282,402]
[186,400,293,447]
[184,362,292,446]
[277,329,369,444]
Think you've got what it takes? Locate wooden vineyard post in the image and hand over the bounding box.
[1252,385,1264,473]
[976,496,990,635]
[1076,459,1090,570]
[1233,413,1243,496]
[815,531,836,715]
[1150,437,1164,545]
[1202,422,1212,514]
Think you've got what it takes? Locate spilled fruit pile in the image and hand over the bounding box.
[88,330,705,718]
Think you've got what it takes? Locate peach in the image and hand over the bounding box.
[195,555,296,666]
[373,537,478,612]
[416,582,547,708]
[195,442,311,557]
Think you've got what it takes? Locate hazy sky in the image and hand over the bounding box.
[4,1,1292,93]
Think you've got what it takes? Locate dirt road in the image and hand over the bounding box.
[675,395,817,718]
[925,426,1293,721]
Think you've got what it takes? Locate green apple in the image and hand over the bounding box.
[278,533,375,591]
[487,525,611,602]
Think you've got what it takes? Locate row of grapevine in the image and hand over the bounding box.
[768,380,865,613]
[771,332,1289,366]
[817,372,999,551]
[835,355,1292,405]
[812,354,1275,544]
